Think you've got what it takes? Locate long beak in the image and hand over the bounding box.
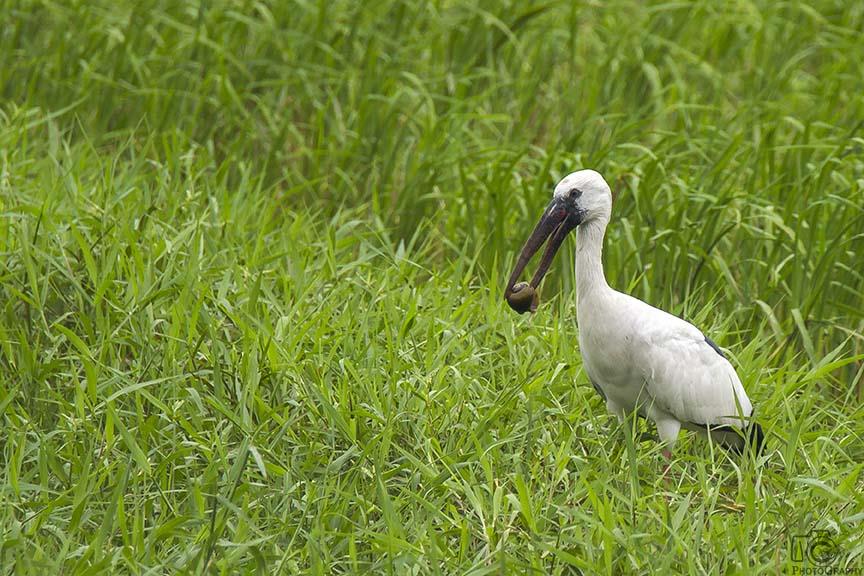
[505,198,581,313]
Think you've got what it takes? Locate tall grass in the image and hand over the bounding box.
[1,0,863,574]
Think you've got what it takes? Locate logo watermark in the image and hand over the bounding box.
[789,530,862,575]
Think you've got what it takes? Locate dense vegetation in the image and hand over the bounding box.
[1,0,863,573]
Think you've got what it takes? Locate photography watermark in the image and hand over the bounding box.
[789,530,862,575]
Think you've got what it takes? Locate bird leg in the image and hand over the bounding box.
[660,449,675,489]
[651,416,681,488]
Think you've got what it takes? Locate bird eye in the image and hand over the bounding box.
[569,187,582,199]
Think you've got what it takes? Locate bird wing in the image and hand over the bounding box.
[627,301,752,428]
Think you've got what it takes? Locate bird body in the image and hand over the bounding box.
[505,169,762,455]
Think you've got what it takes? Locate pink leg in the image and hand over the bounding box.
[660,449,674,489]
[652,416,681,489]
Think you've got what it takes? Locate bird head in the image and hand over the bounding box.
[504,169,612,314]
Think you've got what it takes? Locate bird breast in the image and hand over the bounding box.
[576,292,646,409]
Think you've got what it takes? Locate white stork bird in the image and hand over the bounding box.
[505,169,763,458]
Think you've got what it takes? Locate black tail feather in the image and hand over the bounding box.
[746,420,765,457]
[687,418,765,457]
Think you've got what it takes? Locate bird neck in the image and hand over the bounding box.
[575,217,610,299]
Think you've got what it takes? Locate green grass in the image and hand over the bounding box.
[2,0,864,573]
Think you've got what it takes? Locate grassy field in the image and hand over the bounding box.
[2,0,864,573]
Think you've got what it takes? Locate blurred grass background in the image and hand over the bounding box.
[1,0,863,574]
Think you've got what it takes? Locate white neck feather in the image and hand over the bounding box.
[575,217,610,303]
